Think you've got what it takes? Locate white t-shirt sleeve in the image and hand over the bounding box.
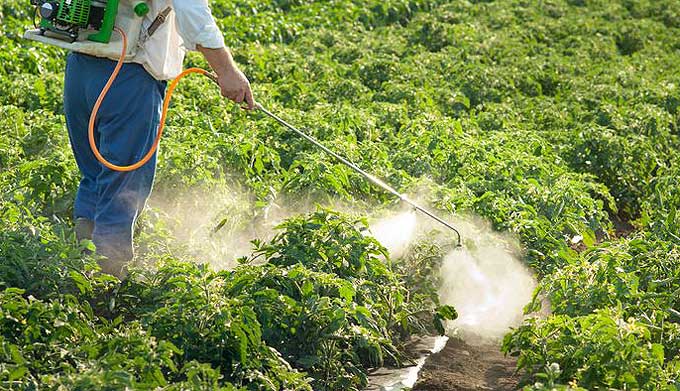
[171,0,225,51]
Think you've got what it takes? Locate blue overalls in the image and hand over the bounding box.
[64,52,166,263]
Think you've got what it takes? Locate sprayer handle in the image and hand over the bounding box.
[205,72,219,84]
[204,72,261,111]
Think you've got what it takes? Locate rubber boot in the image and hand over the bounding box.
[95,239,132,280]
[74,217,94,242]
[98,256,130,280]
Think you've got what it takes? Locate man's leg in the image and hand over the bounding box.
[66,53,165,277]
[90,59,166,277]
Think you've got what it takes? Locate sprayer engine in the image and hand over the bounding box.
[30,0,147,43]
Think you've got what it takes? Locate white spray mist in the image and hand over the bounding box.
[369,208,537,344]
[437,217,536,343]
[150,183,536,343]
[147,183,279,270]
[147,184,363,270]
[369,209,418,259]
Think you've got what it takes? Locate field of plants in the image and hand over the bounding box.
[1,0,680,389]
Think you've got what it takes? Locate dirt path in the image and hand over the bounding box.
[412,338,520,391]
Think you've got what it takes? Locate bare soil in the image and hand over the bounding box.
[412,338,520,391]
[612,213,635,238]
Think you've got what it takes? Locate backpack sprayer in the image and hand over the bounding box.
[23,0,463,247]
[28,0,147,42]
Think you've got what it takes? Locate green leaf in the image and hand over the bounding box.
[8,345,25,365]
[69,271,92,295]
[581,228,596,247]
[301,280,314,296]
[338,283,355,302]
[9,365,27,381]
[436,305,458,321]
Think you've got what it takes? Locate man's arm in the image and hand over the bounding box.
[172,0,255,109]
[197,45,255,110]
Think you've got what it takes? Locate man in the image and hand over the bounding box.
[65,0,254,278]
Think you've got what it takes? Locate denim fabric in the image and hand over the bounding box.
[64,52,166,261]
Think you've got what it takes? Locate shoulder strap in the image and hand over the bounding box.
[138,6,173,46]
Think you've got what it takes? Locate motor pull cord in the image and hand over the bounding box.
[88,27,213,172]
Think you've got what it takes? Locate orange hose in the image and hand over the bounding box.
[88,27,212,172]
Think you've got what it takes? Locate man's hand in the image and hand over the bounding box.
[197,45,256,110]
[216,67,255,110]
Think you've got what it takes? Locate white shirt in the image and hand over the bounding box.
[172,0,225,51]
[133,0,225,80]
